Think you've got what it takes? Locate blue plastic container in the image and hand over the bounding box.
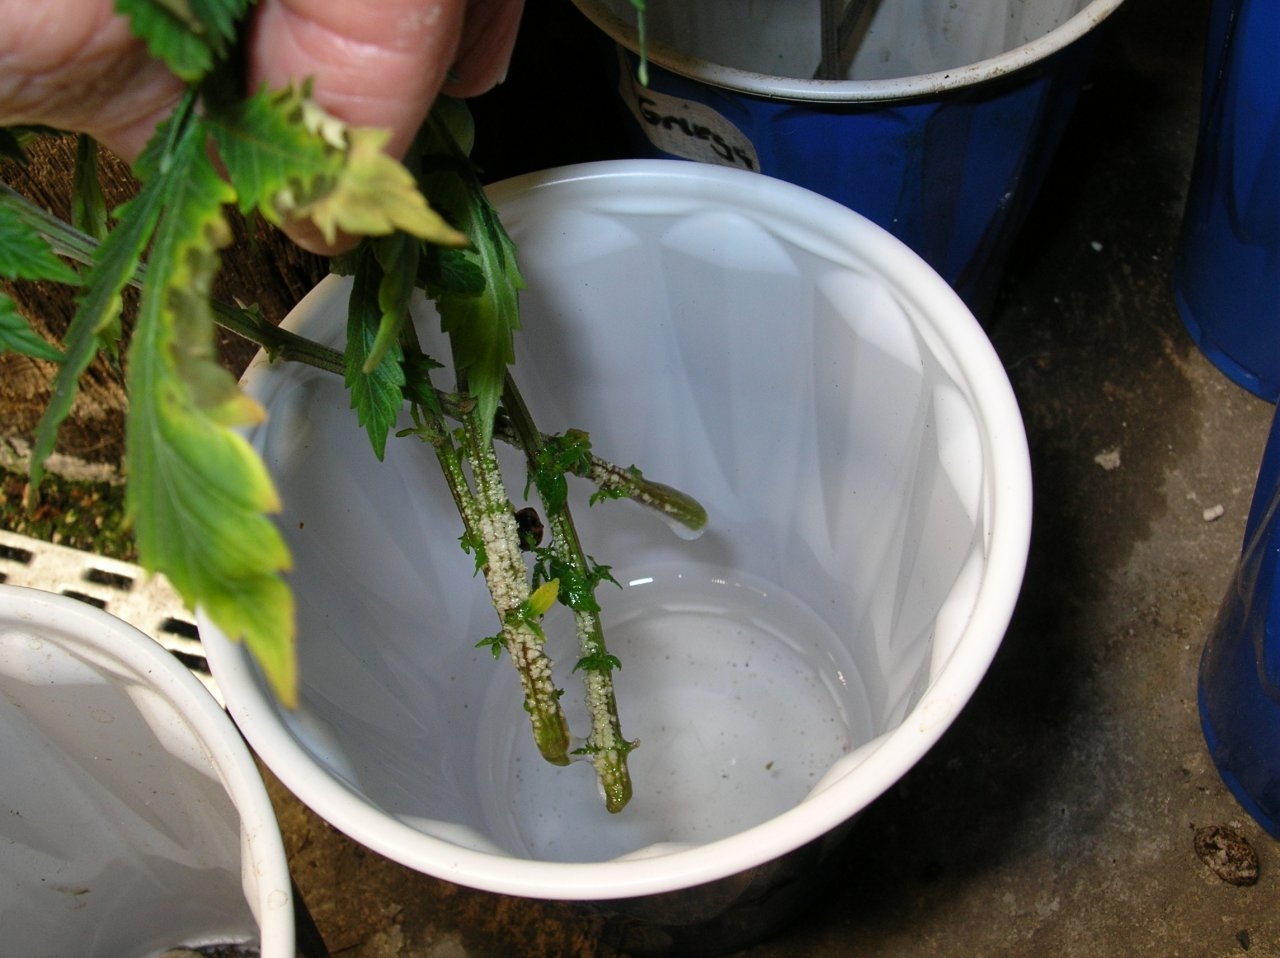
[1174,0,1280,400]
[1201,403,1280,838]
[572,0,1125,318]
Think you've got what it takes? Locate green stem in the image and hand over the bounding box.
[1,182,103,267]
[211,299,346,374]
[503,373,635,812]
[630,0,650,86]
[456,400,571,766]
[580,455,707,535]
[401,396,571,766]
[0,185,706,536]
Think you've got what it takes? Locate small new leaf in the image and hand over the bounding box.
[458,527,488,573]
[589,483,629,505]
[418,109,523,443]
[537,554,602,614]
[574,650,623,674]
[476,633,505,660]
[531,430,594,514]
[346,246,408,460]
[526,577,561,618]
[206,83,343,225]
[295,126,467,248]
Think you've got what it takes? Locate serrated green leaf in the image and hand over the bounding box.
[411,103,525,443]
[0,295,65,361]
[574,650,622,674]
[346,247,407,460]
[419,245,485,297]
[208,87,466,250]
[0,203,81,284]
[205,84,344,224]
[422,163,524,444]
[27,110,180,486]
[369,232,419,374]
[549,559,602,614]
[72,136,109,241]
[117,0,250,82]
[122,110,296,707]
[401,350,445,419]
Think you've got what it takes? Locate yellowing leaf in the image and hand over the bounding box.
[294,126,466,248]
[124,113,297,707]
[207,85,460,254]
[527,578,561,618]
[206,83,342,225]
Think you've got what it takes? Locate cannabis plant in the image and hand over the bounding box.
[0,0,692,812]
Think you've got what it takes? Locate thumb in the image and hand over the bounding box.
[246,0,523,255]
[248,0,517,162]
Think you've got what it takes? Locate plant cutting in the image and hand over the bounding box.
[0,0,696,813]
[0,5,1034,953]
[195,158,1032,928]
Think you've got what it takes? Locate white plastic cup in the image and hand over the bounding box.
[0,584,294,958]
[202,161,1031,953]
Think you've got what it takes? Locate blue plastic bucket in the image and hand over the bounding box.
[1200,402,1280,838]
[1173,0,1280,401]
[572,0,1125,318]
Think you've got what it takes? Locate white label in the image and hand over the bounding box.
[618,49,761,172]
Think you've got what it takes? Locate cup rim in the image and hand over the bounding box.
[202,159,1032,901]
[0,582,295,955]
[571,0,1125,103]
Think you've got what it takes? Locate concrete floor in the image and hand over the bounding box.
[6,0,1279,954]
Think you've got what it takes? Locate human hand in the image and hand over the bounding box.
[0,0,524,245]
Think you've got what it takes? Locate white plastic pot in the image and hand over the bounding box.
[576,0,1124,96]
[571,0,1126,317]
[0,584,294,958]
[201,161,1032,952]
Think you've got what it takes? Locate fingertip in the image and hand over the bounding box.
[248,0,466,158]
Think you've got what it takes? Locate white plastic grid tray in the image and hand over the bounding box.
[0,528,220,704]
